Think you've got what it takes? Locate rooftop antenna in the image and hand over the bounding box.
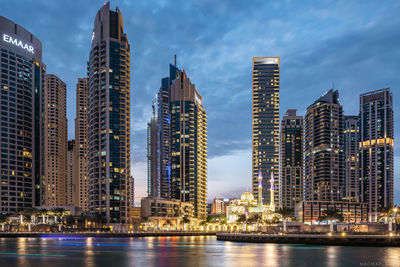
[332,81,335,90]
[174,54,177,67]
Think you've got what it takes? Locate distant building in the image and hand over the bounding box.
[66,140,75,206]
[0,16,45,211]
[211,198,228,214]
[42,74,68,206]
[252,57,280,205]
[206,203,212,215]
[279,109,303,211]
[359,88,394,221]
[74,78,89,211]
[88,3,132,228]
[147,102,160,197]
[344,115,360,201]
[304,89,345,201]
[295,201,368,223]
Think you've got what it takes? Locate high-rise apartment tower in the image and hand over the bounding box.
[252,57,280,205]
[88,3,132,228]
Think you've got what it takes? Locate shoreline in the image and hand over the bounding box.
[0,232,216,238]
[216,233,400,247]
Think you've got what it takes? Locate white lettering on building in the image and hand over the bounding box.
[2,34,34,54]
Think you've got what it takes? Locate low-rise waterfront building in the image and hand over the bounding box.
[295,201,368,223]
[140,197,195,230]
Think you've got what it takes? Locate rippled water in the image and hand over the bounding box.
[0,236,399,266]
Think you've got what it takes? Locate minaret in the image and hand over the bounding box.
[257,171,263,206]
[270,172,275,209]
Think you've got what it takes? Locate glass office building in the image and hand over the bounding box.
[0,16,45,212]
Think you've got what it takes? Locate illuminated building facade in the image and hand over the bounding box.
[295,201,368,223]
[344,115,359,201]
[147,102,160,197]
[88,3,131,227]
[359,88,393,221]
[0,16,45,212]
[74,78,89,210]
[304,89,345,201]
[42,74,67,206]
[170,70,208,218]
[157,63,180,199]
[252,57,280,205]
[279,109,303,210]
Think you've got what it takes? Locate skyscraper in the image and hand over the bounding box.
[359,88,393,221]
[158,63,180,199]
[252,57,280,205]
[147,101,160,197]
[0,16,45,212]
[74,78,89,211]
[88,3,132,228]
[170,70,208,218]
[304,89,345,201]
[279,109,303,211]
[344,115,360,201]
[42,74,67,206]
[67,140,75,206]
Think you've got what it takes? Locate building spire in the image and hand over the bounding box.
[270,171,275,209]
[174,54,177,67]
[257,170,263,206]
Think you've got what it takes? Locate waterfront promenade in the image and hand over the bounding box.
[217,233,400,246]
[0,231,216,238]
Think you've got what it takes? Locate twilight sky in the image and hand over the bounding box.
[2,0,399,204]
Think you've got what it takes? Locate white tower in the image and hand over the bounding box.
[257,171,263,206]
[270,172,275,210]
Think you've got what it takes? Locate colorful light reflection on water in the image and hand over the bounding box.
[0,236,399,266]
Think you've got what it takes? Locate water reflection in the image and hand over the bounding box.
[0,237,398,267]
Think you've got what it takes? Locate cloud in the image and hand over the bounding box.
[2,0,399,203]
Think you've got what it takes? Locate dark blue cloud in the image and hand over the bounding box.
[1,0,399,202]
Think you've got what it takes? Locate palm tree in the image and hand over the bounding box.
[180,216,190,231]
[93,212,106,228]
[318,208,343,223]
[206,215,214,223]
[248,214,262,231]
[16,208,26,225]
[277,208,294,222]
[237,214,247,231]
[0,214,7,231]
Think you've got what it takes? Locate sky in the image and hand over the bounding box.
[1,0,399,204]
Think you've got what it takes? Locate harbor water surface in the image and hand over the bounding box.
[0,236,399,266]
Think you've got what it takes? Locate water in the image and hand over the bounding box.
[0,236,399,266]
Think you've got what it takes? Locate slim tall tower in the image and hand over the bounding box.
[279,109,303,210]
[42,74,68,206]
[0,16,45,211]
[88,3,131,228]
[147,101,160,197]
[157,64,180,199]
[67,140,75,206]
[359,88,393,221]
[74,78,89,210]
[344,115,360,201]
[304,89,345,201]
[252,57,280,205]
[170,70,208,218]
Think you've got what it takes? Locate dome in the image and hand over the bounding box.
[240,191,255,202]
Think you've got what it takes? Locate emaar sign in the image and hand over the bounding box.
[2,34,34,54]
